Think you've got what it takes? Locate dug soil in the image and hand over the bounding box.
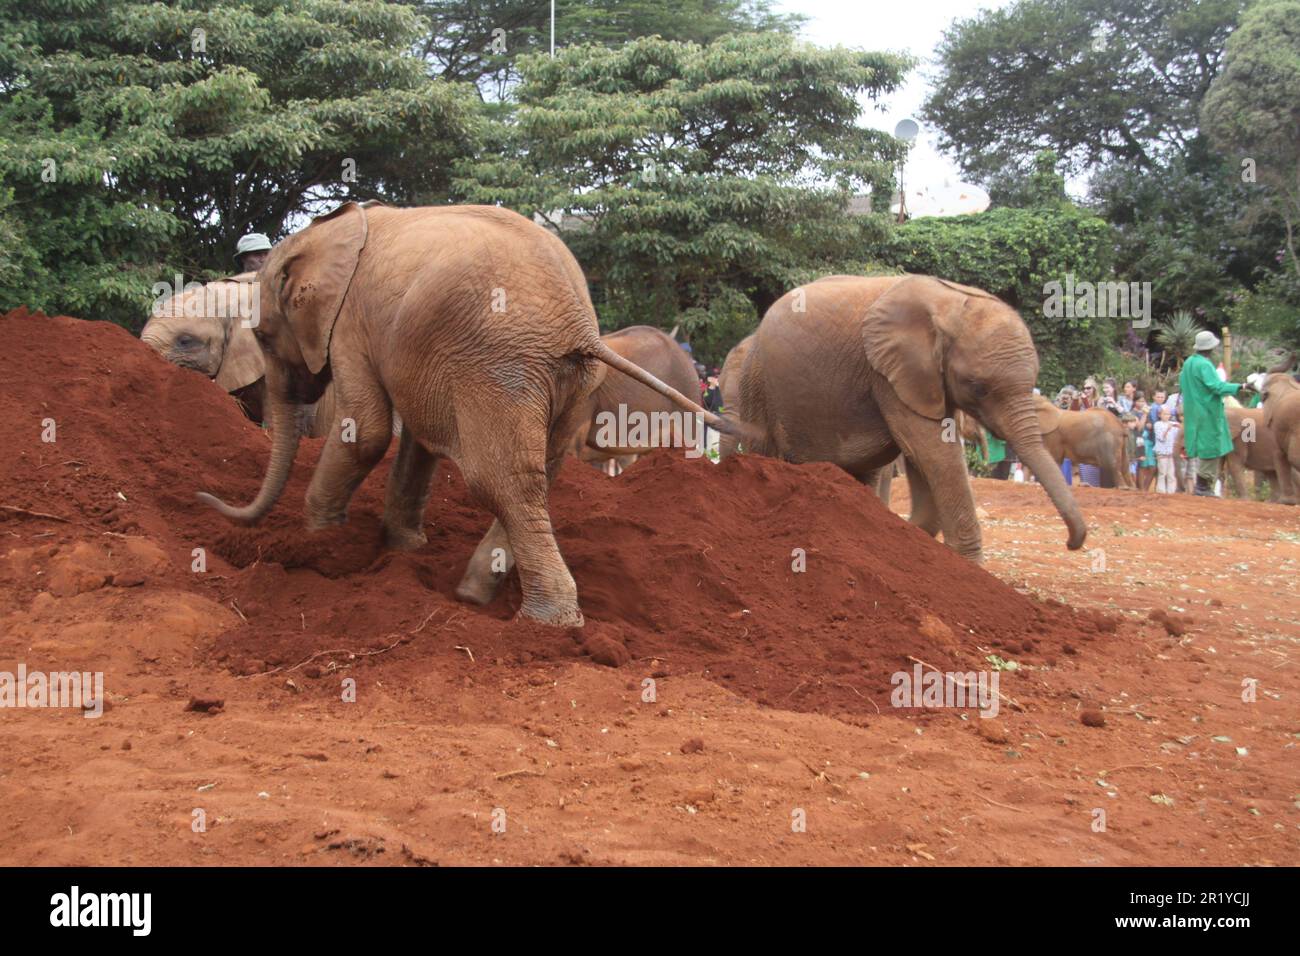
[1,308,1297,865]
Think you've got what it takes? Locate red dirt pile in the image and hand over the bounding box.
[0,308,1115,716]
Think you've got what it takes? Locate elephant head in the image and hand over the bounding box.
[862,275,1087,549]
[140,274,264,393]
[197,202,370,523]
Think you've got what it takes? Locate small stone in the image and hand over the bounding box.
[1081,709,1106,728]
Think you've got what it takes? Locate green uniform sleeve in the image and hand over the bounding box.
[1190,357,1241,397]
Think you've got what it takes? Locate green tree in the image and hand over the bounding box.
[923,0,1245,179]
[1201,0,1300,287]
[0,0,481,327]
[455,33,910,364]
[1087,140,1283,319]
[882,181,1115,390]
[411,0,804,98]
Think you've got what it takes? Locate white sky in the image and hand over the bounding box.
[777,0,1012,190]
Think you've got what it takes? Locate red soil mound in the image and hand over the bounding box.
[0,308,1114,716]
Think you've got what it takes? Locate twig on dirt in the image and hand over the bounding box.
[237,608,467,679]
[975,793,1025,813]
[827,678,880,714]
[2,505,70,523]
[495,768,544,781]
[907,654,1025,713]
[229,600,248,622]
[454,645,475,663]
[1099,763,1184,786]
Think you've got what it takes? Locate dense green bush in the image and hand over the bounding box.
[882,198,1115,392]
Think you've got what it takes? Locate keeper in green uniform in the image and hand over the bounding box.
[1177,330,1254,496]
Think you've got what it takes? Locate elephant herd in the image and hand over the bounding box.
[139,202,1297,627]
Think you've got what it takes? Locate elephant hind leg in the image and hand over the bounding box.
[454,404,583,627]
[383,427,441,551]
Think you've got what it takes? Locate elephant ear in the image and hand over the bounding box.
[214,312,265,392]
[861,275,964,420]
[277,202,369,375]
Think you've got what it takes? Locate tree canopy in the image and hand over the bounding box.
[923,0,1246,178]
[455,33,910,362]
[0,0,481,325]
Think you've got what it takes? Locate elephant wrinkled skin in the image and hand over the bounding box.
[730,274,1087,559]
[141,273,337,436]
[1224,405,1280,500]
[197,202,731,627]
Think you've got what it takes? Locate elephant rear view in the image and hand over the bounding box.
[737,274,1087,558]
[197,202,733,627]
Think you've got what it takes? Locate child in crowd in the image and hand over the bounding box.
[1153,406,1179,493]
[1134,398,1157,490]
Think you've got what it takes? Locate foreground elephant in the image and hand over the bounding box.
[569,325,701,470]
[1253,358,1300,504]
[197,202,729,626]
[1034,398,1131,489]
[1224,406,1279,500]
[141,274,338,436]
[733,274,1086,558]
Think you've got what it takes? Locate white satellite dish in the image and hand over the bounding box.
[894,119,920,143]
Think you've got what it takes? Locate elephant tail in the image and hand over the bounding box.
[591,342,760,443]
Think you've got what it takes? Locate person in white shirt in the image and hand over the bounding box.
[1152,405,1180,493]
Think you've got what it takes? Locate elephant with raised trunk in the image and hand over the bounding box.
[732,274,1087,559]
[197,202,732,627]
[569,325,702,471]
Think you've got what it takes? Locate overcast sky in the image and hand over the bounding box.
[777,0,1011,190]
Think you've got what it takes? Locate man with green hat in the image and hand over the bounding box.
[1177,329,1252,496]
[234,232,272,273]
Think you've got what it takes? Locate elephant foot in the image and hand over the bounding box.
[305,512,347,531]
[455,569,506,606]
[383,524,427,552]
[517,599,584,629]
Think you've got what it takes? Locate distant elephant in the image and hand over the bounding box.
[1253,358,1300,505]
[732,275,1086,559]
[716,333,755,459]
[569,325,701,471]
[1035,398,1130,489]
[1224,405,1279,500]
[141,273,337,437]
[196,202,729,627]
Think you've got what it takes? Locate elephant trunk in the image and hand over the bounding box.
[196,365,300,524]
[995,395,1088,550]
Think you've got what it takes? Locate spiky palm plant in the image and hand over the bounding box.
[1154,310,1203,362]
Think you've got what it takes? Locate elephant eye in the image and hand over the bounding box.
[175,334,201,349]
[968,381,989,399]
